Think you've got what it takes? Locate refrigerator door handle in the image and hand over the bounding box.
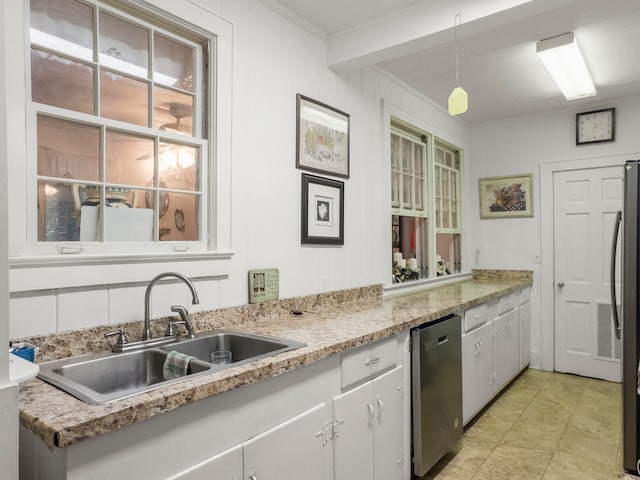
[611,210,622,340]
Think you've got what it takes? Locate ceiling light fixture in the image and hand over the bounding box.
[448,13,468,116]
[536,32,596,100]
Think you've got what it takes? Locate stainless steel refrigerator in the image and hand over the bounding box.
[620,160,640,474]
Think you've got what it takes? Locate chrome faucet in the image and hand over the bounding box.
[143,272,199,341]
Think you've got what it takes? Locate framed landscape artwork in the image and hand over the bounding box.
[301,173,344,245]
[479,174,533,219]
[296,94,350,178]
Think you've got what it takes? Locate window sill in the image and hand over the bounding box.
[9,251,234,292]
[383,272,472,296]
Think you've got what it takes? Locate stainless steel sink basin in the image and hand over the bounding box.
[37,330,305,405]
[161,330,306,367]
[37,348,213,405]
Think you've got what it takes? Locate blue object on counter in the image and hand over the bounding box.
[9,343,37,362]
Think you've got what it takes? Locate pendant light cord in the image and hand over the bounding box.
[455,13,461,86]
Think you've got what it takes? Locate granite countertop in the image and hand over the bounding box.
[18,270,532,449]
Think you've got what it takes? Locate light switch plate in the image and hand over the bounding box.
[248,268,279,304]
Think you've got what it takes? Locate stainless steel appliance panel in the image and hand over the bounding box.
[411,314,463,477]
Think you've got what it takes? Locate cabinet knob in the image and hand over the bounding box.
[557,281,565,288]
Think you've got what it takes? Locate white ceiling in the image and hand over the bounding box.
[263,0,640,123]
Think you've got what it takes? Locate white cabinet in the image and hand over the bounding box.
[167,444,243,480]
[244,403,332,480]
[333,366,405,480]
[461,320,494,424]
[494,309,520,392]
[462,288,531,425]
[519,301,531,370]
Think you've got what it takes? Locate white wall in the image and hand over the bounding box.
[1,0,20,476]
[469,96,640,369]
[8,0,470,339]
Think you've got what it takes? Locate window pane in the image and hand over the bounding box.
[154,88,194,135]
[392,216,429,283]
[99,12,149,78]
[402,138,412,173]
[391,172,400,206]
[414,143,423,177]
[159,193,199,241]
[31,50,95,114]
[443,200,450,229]
[391,134,400,170]
[442,169,450,199]
[100,70,149,126]
[159,143,199,191]
[154,34,194,92]
[37,116,99,182]
[435,166,441,197]
[414,178,423,211]
[451,201,458,229]
[30,0,94,61]
[435,147,444,165]
[451,171,458,200]
[38,180,81,242]
[105,130,154,186]
[436,233,461,275]
[402,174,412,209]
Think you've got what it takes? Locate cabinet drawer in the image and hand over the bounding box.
[464,303,488,332]
[341,336,397,389]
[498,293,517,315]
[519,287,531,305]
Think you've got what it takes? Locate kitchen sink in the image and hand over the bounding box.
[37,330,305,405]
[161,330,306,367]
[37,348,213,405]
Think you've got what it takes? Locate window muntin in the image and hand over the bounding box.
[391,121,462,283]
[28,0,208,251]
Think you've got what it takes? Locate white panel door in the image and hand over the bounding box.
[373,366,405,480]
[554,166,623,381]
[243,403,332,480]
[166,444,242,480]
[461,320,494,424]
[519,302,531,370]
[494,309,519,392]
[332,381,374,480]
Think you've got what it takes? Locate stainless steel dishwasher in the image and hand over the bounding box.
[411,313,463,477]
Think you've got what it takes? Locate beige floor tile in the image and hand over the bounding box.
[473,444,552,480]
[500,417,566,454]
[419,461,475,480]
[439,435,496,475]
[543,450,612,480]
[556,423,618,471]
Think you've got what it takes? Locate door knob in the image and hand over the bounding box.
[557,281,565,288]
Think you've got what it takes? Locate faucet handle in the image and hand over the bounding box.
[171,305,197,338]
[104,329,128,351]
[165,320,186,337]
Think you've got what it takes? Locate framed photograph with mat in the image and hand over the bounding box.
[479,174,533,219]
[301,173,344,245]
[296,94,350,179]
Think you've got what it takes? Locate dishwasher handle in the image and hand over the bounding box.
[423,334,449,352]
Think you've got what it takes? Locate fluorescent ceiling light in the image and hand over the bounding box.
[30,28,178,87]
[536,32,596,100]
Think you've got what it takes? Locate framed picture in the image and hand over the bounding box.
[296,94,350,179]
[301,174,344,245]
[479,174,533,219]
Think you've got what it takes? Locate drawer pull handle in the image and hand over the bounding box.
[365,356,381,366]
[377,398,384,417]
[367,403,374,424]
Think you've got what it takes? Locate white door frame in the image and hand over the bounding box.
[539,153,635,372]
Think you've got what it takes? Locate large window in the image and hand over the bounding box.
[391,121,462,283]
[29,0,209,252]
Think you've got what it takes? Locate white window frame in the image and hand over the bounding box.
[387,115,464,286]
[7,0,233,292]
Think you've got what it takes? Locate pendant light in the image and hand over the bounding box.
[448,13,468,116]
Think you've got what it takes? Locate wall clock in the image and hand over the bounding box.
[576,108,615,145]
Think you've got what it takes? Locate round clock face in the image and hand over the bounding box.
[577,109,614,144]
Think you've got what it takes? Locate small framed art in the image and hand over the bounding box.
[479,174,533,219]
[301,174,344,245]
[296,94,350,178]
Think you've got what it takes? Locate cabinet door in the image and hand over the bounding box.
[373,366,405,480]
[494,309,520,392]
[520,302,531,370]
[333,380,375,480]
[243,403,332,480]
[461,321,494,424]
[166,444,242,480]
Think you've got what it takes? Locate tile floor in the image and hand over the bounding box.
[423,369,627,480]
